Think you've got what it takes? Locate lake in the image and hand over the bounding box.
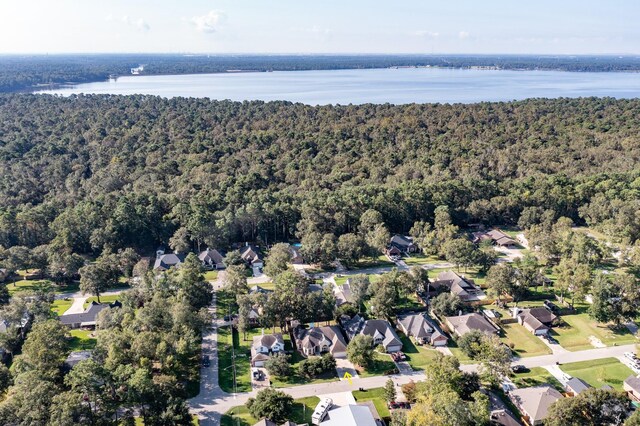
[36,67,640,105]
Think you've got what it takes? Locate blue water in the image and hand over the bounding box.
[36,67,640,105]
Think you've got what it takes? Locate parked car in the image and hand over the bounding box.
[396,351,407,361]
[252,368,264,381]
[388,401,400,409]
[625,352,638,361]
[202,355,210,368]
[511,365,528,373]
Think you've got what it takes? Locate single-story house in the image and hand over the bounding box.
[509,386,563,426]
[334,282,354,307]
[473,229,518,248]
[198,248,226,270]
[512,307,558,336]
[59,301,122,329]
[445,313,500,337]
[565,377,591,396]
[432,271,487,302]
[241,244,264,269]
[153,251,185,271]
[342,315,402,353]
[249,285,273,295]
[320,404,378,426]
[386,235,418,256]
[287,244,304,265]
[250,333,285,367]
[294,325,348,358]
[397,313,448,347]
[624,376,640,402]
[64,350,92,371]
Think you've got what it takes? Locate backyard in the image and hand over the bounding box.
[560,358,634,390]
[68,329,97,351]
[221,396,319,426]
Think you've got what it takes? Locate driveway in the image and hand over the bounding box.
[336,357,359,380]
[395,360,413,375]
[59,289,125,316]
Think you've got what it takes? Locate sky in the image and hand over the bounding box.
[0,0,637,55]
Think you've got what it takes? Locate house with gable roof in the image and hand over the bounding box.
[342,315,402,353]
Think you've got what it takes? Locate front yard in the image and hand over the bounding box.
[511,367,563,391]
[560,358,634,390]
[357,352,398,378]
[500,323,551,358]
[353,387,390,418]
[221,396,319,426]
[84,294,122,308]
[51,299,72,316]
[217,326,253,393]
[398,333,439,370]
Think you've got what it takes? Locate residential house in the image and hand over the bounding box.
[64,350,92,371]
[198,248,226,270]
[294,325,348,358]
[445,313,500,337]
[287,244,304,265]
[624,376,640,402]
[153,248,185,271]
[241,244,264,268]
[59,301,122,329]
[473,229,518,248]
[249,285,273,295]
[397,313,448,347]
[250,333,285,367]
[432,271,487,302]
[565,377,591,396]
[386,235,418,256]
[320,405,379,426]
[342,315,402,353]
[512,307,558,336]
[334,282,354,307]
[509,386,563,426]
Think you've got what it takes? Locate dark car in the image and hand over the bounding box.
[511,365,527,373]
[202,355,210,368]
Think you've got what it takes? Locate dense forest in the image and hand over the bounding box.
[0,94,639,260]
[3,54,640,92]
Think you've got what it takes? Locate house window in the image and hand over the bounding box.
[321,345,329,352]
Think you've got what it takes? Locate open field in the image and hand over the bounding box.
[221,396,319,426]
[560,358,634,390]
[552,312,637,351]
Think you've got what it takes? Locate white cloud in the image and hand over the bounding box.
[458,31,470,40]
[121,15,150,32]
[413,30,440,38]
[192,10,226,34]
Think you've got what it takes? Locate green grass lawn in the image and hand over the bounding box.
[83,294,122,308]
[51,298,73,316]
[512,367,563,391]
[500,323,552,358]
[221,396,319,426]
[447,339,473,363]
[394,293,424,311]
[398,333,439,370]
[7,279,51,295]
[552,312,637,351]
[334,275,350,286]
[136,415,199,425]
[402,254,445,266]
[560,358,634,390]
[357,352,397,378]
[217,326,253,393]
[353,387,390,418]
[203,270,219,281]
[68,329,97,351]
[352,256,395,270]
